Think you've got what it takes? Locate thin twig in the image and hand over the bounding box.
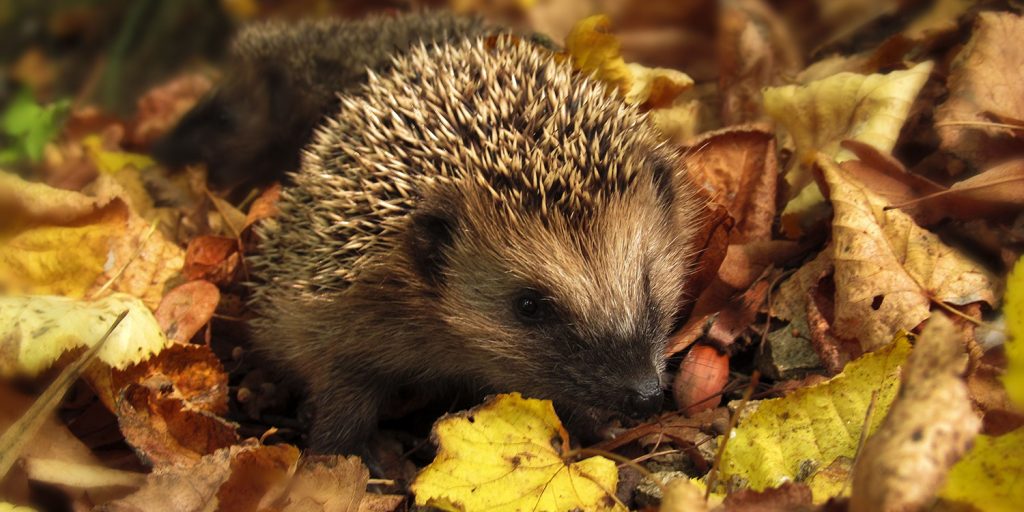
[705,371,760,498]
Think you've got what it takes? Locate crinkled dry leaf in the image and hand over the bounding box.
[683,125,778,243]
[717,0,803,125]
[218,444,300,512]
[183,236,240,284]
[850,314,981,512]
[717,337,910,497]
[818,156,998,350]
[936,12,1024,169]
[154,280,220,344]
[411,393,623,512]
[106,343,230,415]
[115,382,238,467]
[0,172,183,308]
[0,294,168,377]
[763,61,933,236]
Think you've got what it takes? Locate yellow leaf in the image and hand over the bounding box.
[717,337,911,498]
[1004,256,1024,407]
[941,430,1024,511]
[763,61,933,236]
[820,156,997,350]
[0,293,169,377]
[82,135,154,175]
[0,171,183,309]
[565,15,692,110]
[411,393,623,512]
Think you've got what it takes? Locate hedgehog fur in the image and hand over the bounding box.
[248,34,704,453]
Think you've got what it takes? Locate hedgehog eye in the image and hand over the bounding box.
[513,290,546,323]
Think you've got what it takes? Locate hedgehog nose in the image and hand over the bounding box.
[624,379,664,419]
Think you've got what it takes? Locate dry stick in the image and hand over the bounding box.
[844,389,880,496]
[705,370,760,499]
[0,310,129,479]
[934,120,1024,131]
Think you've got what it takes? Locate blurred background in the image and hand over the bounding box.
[0,0,950,114]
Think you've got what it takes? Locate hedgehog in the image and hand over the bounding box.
[153,11,493,191]
[236,23,706,453]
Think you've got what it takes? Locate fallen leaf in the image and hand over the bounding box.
[894,159,1024,222]
[935,12,1024,169]
[242,183,281,234]
[763,61,934,236]
[720,481,814,511]
[682,125,778,243]
[850,314,981,512]
[115,382,238,467]
[183,236,240,285]
[716,0,803,125]
[564,15,694,111]
[1004,256,1024,407]
[818,156,998,350]
[218,444,299,512]
[131,73,213,148]
[659,477,713,512]
[940,429,1024,511]
[717,337,910,497]
[0,294,168,377]
[154,280,220,344]
[411,393,624,512]
[106,343,230,415]
[838,140,945,225]
[0,172,184,309]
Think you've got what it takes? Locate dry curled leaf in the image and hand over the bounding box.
[682,125,778,243]
[817,156,998,350]
[936,12,1024,169]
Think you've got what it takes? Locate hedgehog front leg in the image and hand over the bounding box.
[307,371,390,455]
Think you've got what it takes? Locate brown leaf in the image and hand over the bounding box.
[111,343,229,415]
[817,156,998,350]
[936,12,1024,169]
[130,74,213,148]
[850,314,981,512]
[243,182,282,233]
[115,383,238,467]
[218,444,299,512]
[669,240,803,355]
[721,481,813,512]
[674,201,734,329]
[155,280,221,344]
[838,140,945,225]
[683,125,779,243]
[897,159,1024,221]
[184,235,240,285]
[716,0,803,125]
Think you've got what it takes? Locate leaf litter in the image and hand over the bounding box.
[1,1,1024,511]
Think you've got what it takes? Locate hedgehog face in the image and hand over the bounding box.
[413,173,693,420]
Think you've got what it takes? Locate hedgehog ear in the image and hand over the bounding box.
[651,157,678,208]
[406,206,457,286]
